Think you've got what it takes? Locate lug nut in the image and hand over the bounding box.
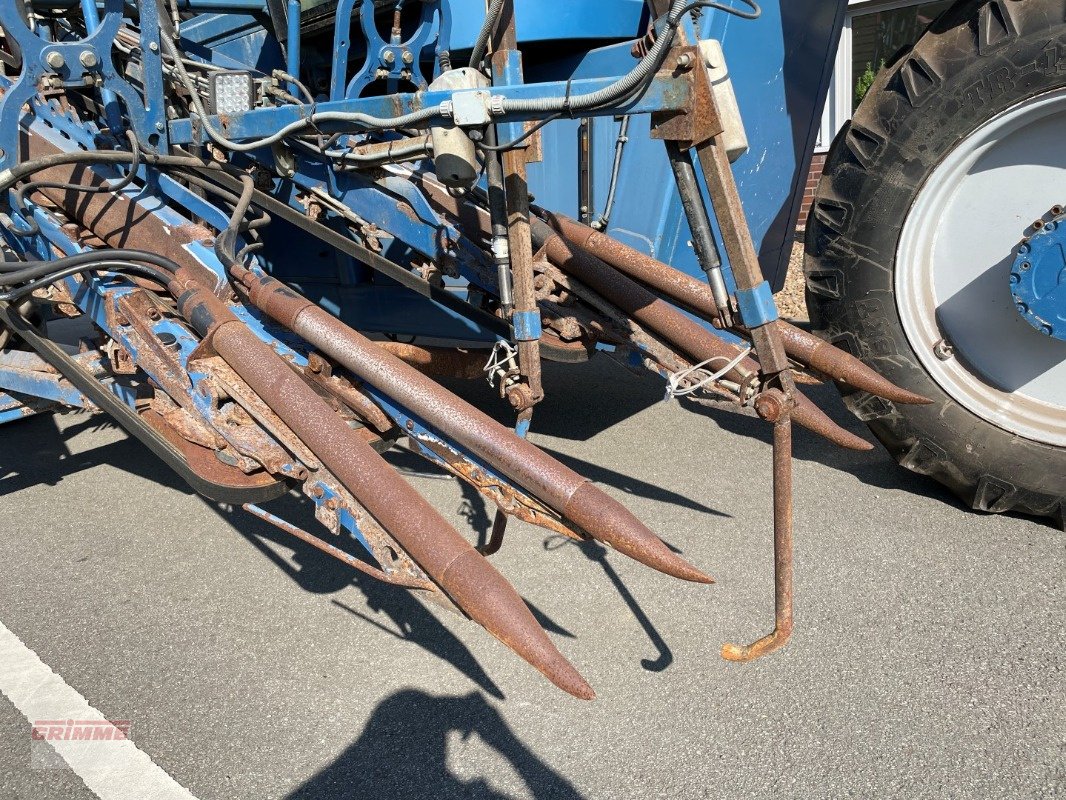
[933,339,955,361]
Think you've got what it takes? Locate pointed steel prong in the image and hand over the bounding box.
[791,391,874,451]
[775,323,932,406]
[564,482,714,584]
[441,550,596,700]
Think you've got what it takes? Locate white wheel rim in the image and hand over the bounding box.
[896,89,1066,447]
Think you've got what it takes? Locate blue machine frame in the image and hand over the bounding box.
[0,0,847,627]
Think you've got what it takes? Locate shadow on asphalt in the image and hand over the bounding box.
[544,535,673,673]
[0,359,980,703]
[284,689,587,800]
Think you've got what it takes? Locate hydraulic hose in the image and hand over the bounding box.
[468,0,505,67]
[499,0,688,116]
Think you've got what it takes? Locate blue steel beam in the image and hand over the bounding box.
[167,73,693,145]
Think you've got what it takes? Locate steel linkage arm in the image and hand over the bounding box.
[652,41,799,660]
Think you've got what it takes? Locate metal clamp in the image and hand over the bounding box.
[735,281,779,328]
[511,309,543,342]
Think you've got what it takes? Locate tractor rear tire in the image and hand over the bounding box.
[805,0,1066,525]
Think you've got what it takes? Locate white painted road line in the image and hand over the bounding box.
[0,618,198,800]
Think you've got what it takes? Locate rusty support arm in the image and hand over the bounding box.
[230,264,712,584]
[491,0,543,405]
[169,270,595,699]
[546,214,931,406]
[722,391,794,661]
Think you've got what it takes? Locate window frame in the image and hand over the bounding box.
[815,0,940,153]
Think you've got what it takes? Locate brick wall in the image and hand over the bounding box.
[798,152,827,231]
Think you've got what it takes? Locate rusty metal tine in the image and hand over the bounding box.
[480,509,509,556]
[241,503,436,591]
[171,273,596,700]
[772,324,932,406]
[790,392,874,452]
[231,265,712,584]
[548,213,930,406]
[722,398,794,662]
[531,217,873,451]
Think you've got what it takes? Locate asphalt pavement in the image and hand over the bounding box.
[0,357,1061,799]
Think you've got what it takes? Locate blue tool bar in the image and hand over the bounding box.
[167,73,693,145]
[32,0,268,8]
[78,0,121,131]
[285,0,300,95]
[491,51,526,146]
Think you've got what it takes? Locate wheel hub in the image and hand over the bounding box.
[896,89,1066,448]
[1011,207,1066,342]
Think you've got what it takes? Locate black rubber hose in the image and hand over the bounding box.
[0,249,181,284]
[468,0,505,68]
[10,131,143,238]
[0,260,176,302]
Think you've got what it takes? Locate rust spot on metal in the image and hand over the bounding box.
[413,434,583,542]
[377,342,487,381]
[142,409,280,493]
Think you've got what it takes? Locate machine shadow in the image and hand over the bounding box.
[285,689,587,800]
[211,492,514,700]
[544,536,673,672]
[444,353,952,503]
[0,412,190,496]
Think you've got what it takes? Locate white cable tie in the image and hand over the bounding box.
[665,346,752,401]
[484,340,518,389]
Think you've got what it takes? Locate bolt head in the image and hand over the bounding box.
[45,51,65,69]
[148,41,159,52]
[933,339,955,361]
[79,50,98,68]
[402,50,414,64]
[753,392,786,422]
[383,50,396,64]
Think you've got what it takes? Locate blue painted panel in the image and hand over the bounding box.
[444,0,646,49]
[523,0,847,291]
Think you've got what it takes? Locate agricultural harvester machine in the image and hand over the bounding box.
[0,0,1061,696]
